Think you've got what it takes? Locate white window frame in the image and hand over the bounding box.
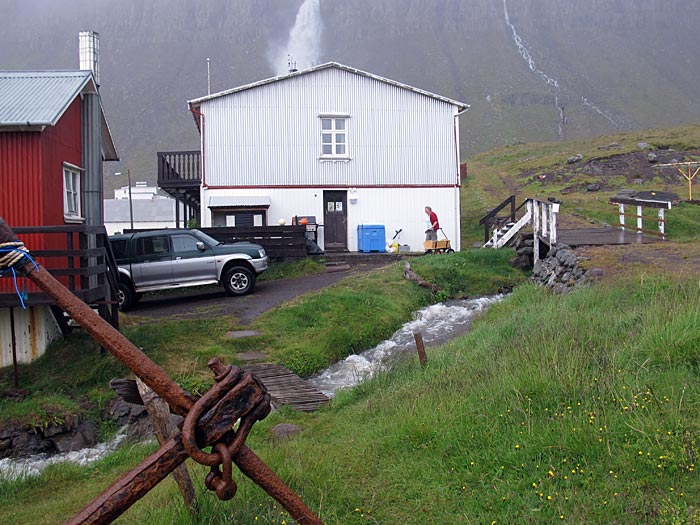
[319,114,350,160]
[63,162,84,222]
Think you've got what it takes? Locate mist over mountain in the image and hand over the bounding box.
[1,0,698,189]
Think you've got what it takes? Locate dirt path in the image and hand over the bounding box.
[576,241,700,281]
[121,263,390,326]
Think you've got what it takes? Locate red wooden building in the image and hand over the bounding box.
[0,69,119,368]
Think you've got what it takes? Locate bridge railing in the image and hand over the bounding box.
[530,198,560,262]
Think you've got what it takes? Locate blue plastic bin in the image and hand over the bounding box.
[357,224,385,252]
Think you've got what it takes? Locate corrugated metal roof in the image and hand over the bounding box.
[0,70,118,160]
[0,70,95,126]
[208,196,271,208]
[188,62,469,112]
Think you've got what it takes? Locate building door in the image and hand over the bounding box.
[323,190,347,251]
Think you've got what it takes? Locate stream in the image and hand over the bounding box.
[0,427,128,482]
[309,295,503,397]
[1,295,502,480]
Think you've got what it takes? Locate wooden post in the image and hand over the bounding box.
[136,378,198,517]
[549,202,559,245]
[414,332,427,367]
[637,205,643,232]
[10,307,18,388]
[532,200,540,263]
[621,204,626,229]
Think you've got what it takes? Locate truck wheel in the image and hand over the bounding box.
[117,282,135,311]
[223,266,255,296]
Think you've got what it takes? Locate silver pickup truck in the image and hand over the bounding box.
[109,229,268,310]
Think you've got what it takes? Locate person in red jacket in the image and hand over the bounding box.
[424,206,439,241]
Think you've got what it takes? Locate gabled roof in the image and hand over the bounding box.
[188,62,469,112]
[0,70,118,160]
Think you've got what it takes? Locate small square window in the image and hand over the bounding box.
[320,116,348,158]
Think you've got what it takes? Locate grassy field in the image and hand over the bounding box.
[2,124,700,524]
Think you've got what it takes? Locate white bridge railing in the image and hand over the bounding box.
[483,197,559,263]
[530,198,560,262]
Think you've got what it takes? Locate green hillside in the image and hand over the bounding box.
[2,125,700,523]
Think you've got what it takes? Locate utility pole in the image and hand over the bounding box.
[127,169,134,231]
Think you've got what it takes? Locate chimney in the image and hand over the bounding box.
[79,31,100,87]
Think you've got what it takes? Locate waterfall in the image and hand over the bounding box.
[502,0,621,132]
[269,0,323,76]
[503,0,559,89]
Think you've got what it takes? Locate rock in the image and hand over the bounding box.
[270,423,302,441]
[52,421,98,453]
[608,142,623,150]
[509,254,532,270]
[586,183,600,192]
[637,142,650,150]
[647,152,658,163]
[11,431,53,457]
[516,246,534,256]
[587,268,604,278]
[555,249,578,268]
[567,154,583,164]
[107,398,147,428]
[126,413,154,442]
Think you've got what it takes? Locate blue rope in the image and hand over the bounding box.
[0,246,40,309]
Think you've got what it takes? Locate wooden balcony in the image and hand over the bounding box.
[157,150,201,227]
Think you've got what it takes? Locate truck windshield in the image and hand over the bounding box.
[192,230,223,246]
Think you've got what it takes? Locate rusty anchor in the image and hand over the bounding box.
[0,218,324,525]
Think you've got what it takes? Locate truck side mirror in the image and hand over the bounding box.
[196,241,206,251]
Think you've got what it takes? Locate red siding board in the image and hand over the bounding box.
[0,96,83,293]
[42,98,82,226]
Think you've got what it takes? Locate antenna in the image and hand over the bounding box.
[207,58,211,95]
[287,54,298,73]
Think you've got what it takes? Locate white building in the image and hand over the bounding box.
[113,181,160,200]
[187,62,468,252]
[104,183,185,235]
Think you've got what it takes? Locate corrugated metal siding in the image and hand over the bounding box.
[0,131,43,227]
[201,186,460,252]
[203,68,458,188]
[42,98,82,226]
[0,307,62,366]
[0,97,82,294]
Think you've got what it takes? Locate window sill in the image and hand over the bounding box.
[64,215,86,224]
[318,157,352,163]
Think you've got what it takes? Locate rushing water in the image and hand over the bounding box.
[269,0,322,75]
[309,295,503,397]
[2,296,501,480]
[0,427,128,482]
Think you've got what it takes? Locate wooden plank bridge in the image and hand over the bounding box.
[557,227,658,247]
[243,363,329,412]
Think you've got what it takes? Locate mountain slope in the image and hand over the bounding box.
[0,0,698,191]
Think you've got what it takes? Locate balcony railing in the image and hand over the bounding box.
[0,224,120,328]
[157,150,201,188]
